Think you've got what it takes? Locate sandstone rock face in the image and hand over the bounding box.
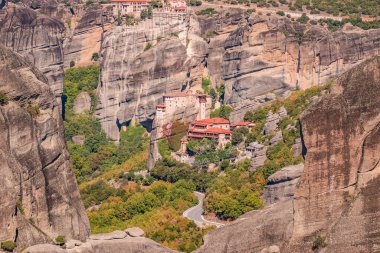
[0,6,65,97]
[195,200,294,253]
[197,57,380,253]
[0,45,89,249]
[25,236,176,253]
[264,164,304,205]
[291,56,380,252]
[203,14,380,121]
[96,13,207,141]
[63,3,114,68]
[73,92,92,114]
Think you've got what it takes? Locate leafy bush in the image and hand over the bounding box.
[55,236,66,246]
[297,13,310,24]
[91,52,99,61]
[201,77,211,92]
[144,42,152,51]
[188,0,202,6]
[312,235,327,250]
[1,241,17,252]
[210,104,233,119]
[26,104,40,117]
[196,8,217,15]
[0,91,9,105]
[276,10,285,16]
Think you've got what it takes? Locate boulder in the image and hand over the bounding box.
[66,239,83,249]
[264,164,304,205]
[73,91,92,114]
[89,231,127,240]
[125,227,145,237]
[72,135,85,145]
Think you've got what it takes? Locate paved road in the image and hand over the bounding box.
[183,191,224,228]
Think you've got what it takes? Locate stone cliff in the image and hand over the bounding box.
[196,56,380,253]
[202,12,380,121]
[96,12,208,141]
[96,10,380,142]
[0,5,65,98]
[0,45,90,249]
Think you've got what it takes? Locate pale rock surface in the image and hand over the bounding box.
[125,227,145,237]
[0,6,65,98]
[89,231,127,240]
[264,164,304,205]
[73,92,92,114]
[0,45,89,249]
[72,135,85,145]
[196,57,380,253]
[25,236,176,253]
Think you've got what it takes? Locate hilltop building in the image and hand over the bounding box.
[179,117,232,153]
[163,0,187,12]
[112,0,151,16]
[155,91,212,123]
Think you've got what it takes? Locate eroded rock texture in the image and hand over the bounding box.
[26,230,175,253]
[63,3,114,68]
[0,45,89,249]
[0,6,65,97]
[204,14,380,121]
[196,57,380,253]
[96,13,207,140]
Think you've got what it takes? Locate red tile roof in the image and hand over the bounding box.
[189,127,231,134]
[156,103,166,108]
[163,92,187,97]
[230,121,251,127]
[204,127,231,134]
[191,117,230,126]
[188,133,218,139]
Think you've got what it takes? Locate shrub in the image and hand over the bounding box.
[0,91,9,105]
[210,104,233,119]
[276,10,285,16]
[16,200,24,215]
[1,241,17,252]
[188,0,202,6]
[297,13,310,24]
[144,42,152,51]
[70,60,75,68]
[202,77,211,92]
[196,8,217,15]
[86,0,93,6]
[312,235,327,250]
[91,52,99,61]
[55,235,66,246]
[246,8,255,14]
[26,104,40,117]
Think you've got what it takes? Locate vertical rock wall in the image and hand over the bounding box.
[0,45,90,249]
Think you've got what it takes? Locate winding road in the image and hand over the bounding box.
[183,191,224,228]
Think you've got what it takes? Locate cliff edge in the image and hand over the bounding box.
[0,45,90,250]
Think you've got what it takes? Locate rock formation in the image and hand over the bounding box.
[263,164,304,205]
[95,10,380,144]
[25,228,175,253]
[0,45,90,249]
[196,57,380,252]
[73,92,92,114]
[0,5,65,98]
[63,3,114,68]
[96,12,207,141]
[202,13,380,121]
